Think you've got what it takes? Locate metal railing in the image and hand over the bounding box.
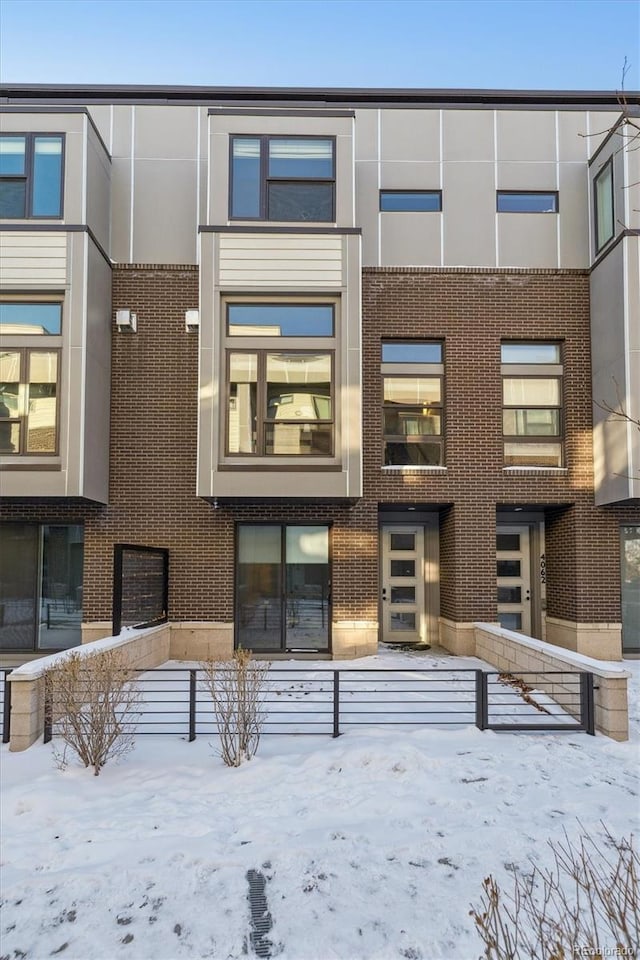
[41,665,596,743]
[480,671,594,733]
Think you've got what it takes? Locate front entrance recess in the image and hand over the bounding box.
[236,524,330,653]
[496,525,532,635]
[381,525,425,644]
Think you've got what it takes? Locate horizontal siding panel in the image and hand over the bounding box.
[220,270,340,288]
[220,248,342,261]
[0,234,67,247]
[221,236,343,250]
[221,261,342,274]
[218,234,343,287]
[0,231,67,285]
[0,269,67,280]
[0,257,68,270]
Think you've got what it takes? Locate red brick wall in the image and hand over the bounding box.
[362,267,639,624]
[2,265,638,639]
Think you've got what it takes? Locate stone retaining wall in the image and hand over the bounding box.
[8,624,170,751]
[474,623,630,741]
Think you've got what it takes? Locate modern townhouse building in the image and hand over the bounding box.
[0,84,638,664]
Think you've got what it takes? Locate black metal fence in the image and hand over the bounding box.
[1,669,12,744]
[112,544,168,636]
[42,666,595,743]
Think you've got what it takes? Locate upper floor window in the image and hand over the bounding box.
[594,159,614,252]
[497,191,558,214]
[231,136,335,222]
[227,351,333,456]
[0,302,62,336]
[227,303,334,337]
[0,349,59,455]
[381,341,444,467]
[380,191,442,212]
[0,134,64,219]
[501,342,562,468]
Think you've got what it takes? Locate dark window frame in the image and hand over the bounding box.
[0,300,63,336]
[0,521,84,653]
[379,190,442,212]
[229,134,336,222]
[225,348,335,458]
[0,132,65,220]
[381,340,445,468]
[381,340,444,364]
[226,301,335,338]
[0,346,61,456]
[234,521,332,654]
[501,342,564,467]
[496,190,559,214]
[593,157,615,253]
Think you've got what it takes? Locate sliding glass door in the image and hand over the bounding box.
[0,523,83,652]
[236,524,330,653]
[0,523,39,651]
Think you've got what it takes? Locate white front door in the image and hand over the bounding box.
[381,525,425,644]
[496,525,532,635]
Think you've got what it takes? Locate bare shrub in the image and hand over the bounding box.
[200,649,270,767]
[470,827,639,959]
[45,649,141,776]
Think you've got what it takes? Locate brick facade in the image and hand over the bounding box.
[1,264,638,650]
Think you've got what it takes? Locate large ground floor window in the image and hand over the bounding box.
[0,522,83,652]
[621,525,640,654]
[236,524,330,653]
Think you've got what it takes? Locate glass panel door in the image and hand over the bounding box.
[285,526,329,650]
[38,525,84,650]
[0,522,39,650]
[381,525,425,644]
[237,526,283,651]
[496,525,531,634]
[621,526,640,654]
[236,524,330,653]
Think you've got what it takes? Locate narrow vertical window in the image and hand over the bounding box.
[231,138,261,219]
[0,136,27,217]
[381,342,444,466]
[594,159,614,252]
[26,351,57,453]
[227,353,258,454]
[501,342,563,467]
[32,137,63,217]
[0,351,21,454]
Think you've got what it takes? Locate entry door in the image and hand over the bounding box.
[496,525,531,635]
[236,524,330,653]
[0,523,39,651]
[381,525,425,644]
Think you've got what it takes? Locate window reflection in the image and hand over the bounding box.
[236,525,330,652]
[227,352,333,456]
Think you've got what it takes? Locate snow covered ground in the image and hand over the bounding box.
[1,648,638,960]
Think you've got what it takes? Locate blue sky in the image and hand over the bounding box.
[0,0,638,90]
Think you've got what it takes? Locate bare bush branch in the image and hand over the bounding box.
[470,826,639,959]
[200,649,270,767]
[598,380,640,432]
[45,649,141,776]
